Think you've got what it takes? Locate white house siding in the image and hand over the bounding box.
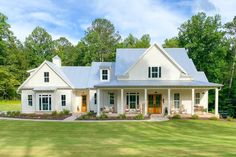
[124,46,182,80]
[21,90,36,113]
[21,89,73,113]
[89,89,97,112]
[23,63,70,88]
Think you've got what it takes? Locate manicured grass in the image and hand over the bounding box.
[0,100,21,111]
[0,120,236,157]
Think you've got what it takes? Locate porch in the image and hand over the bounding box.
[96,87,219,117]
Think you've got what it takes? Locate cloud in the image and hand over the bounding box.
[0,0,236,45]
[87,0,188,43]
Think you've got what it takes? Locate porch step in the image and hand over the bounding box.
[63,113,82,121]
[150,114,169,121]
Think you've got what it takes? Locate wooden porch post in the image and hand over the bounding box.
[191,88,195,115]
[215,88,219,116]
[121,89,124,114]
[144,88,147,116]
[96,89,101,116]
[168,89,171,115]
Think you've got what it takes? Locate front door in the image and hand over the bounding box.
[148,94,162,114]
[81,95,87,112]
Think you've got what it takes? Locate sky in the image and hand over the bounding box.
[0,0,236,45]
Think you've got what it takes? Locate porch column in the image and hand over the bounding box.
[215,88,219,116]
[144,88,147,116]
[96,89,101,116]
[191,88,195,115]
[120,89,124,114]
[168,89,171,115]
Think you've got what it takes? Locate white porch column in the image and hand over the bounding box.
[120,89,124,114]
[168,89,171,115]
[215,88,219,116]
[191,88,195,115]
[144,88,147,116]
[97,89,101,116]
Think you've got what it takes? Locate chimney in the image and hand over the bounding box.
[52,55,61,67]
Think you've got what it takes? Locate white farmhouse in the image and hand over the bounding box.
[18,43,222,116]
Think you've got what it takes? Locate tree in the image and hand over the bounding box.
[53,37,77,65]
[24,26,54,67]
[120,34,151,48]
[163,37,180,48]
[225,16,236,97]
[178,12,231,84]
[82,18,121,63]
[0,12,18,65]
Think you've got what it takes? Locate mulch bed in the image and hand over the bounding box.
[0,114,72,120]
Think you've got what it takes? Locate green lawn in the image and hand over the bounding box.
[0,120,236,157]
[0,100,21,111]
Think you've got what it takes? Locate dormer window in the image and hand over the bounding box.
[148,66,161,78]
[44,72,49,82]
[100,69,110,81]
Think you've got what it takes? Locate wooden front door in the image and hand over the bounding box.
[81,95,87,112]
[148,94,162,114]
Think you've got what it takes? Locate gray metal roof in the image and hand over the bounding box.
[61,66,91,89]
[37,47,220,89]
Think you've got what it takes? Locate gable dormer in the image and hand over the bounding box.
[99,63,112,82]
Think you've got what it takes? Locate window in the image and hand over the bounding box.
[39,95,51,111]
[195,93,200,105]
[101,69,108,81]
[61,95,66,106]
[109,93,114,105]
[126,93,139,109]
[174,93,180,109]
[148,66,161,78]
[94,93,97,104]
[28,95,32,106]
[44,72,49,82]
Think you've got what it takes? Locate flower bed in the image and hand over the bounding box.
[0,110,71,120]
[76,112,150,120]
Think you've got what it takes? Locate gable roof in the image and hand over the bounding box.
[18,61,74,91]
[124,43,187,76]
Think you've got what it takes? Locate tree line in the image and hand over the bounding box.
[0,12,236,116]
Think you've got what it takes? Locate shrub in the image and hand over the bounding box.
[58,111,65,116]
[191,114,199,119]
[87,111,95,117]
[134,113,144,120]
[227,116,234,121]
[99,113,108,120]
[172,114,181,119]
[15,111,21,117]
[118,114,126,119]
[62,109,70,115]
[51,111,58,116]
[209,116,218,120]
[6,111,11,116]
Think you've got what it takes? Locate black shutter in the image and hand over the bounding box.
[159,67,161,78]
[148,67,151,78]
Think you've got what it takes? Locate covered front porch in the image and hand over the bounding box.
[96,87,220,117]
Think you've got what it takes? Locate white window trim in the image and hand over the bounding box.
[61,95,66,106]
[28,95,32,106]
[148,66,161,78]
[39,94,52,111]
[44,72,49,83]
[100,69,110,82]
[195,93,201,106]
[174,93,180,110]
[126,92,139,110]
[109,93,115,105]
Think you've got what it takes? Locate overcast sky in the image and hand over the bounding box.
[0,0,236,45]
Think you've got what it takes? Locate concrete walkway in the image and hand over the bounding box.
[63,113,82,121]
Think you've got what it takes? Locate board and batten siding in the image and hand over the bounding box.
[123,46,183,80]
